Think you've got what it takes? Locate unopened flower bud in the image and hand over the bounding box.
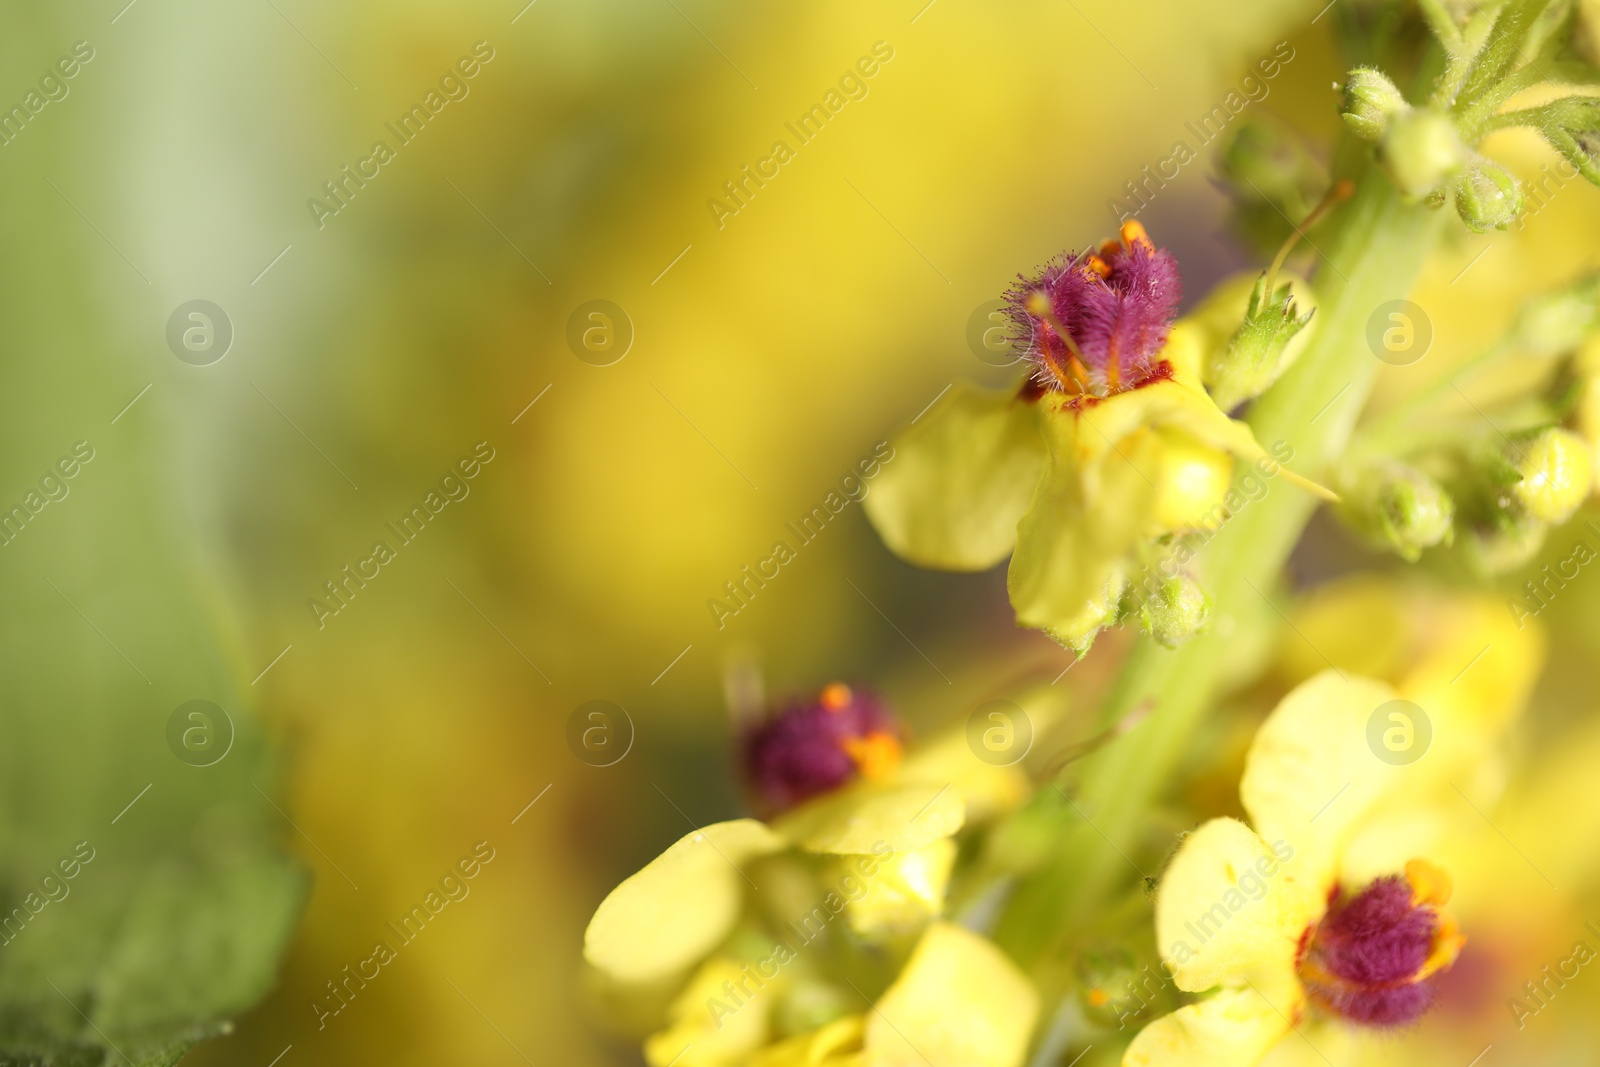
[1342,67,1408,142]
[1454,158,1524,233]
[1220,117,1322,220]
[1204,272,1318,410]
[1339,461,1454,562]
[1462,514,1547,576]
[1076,947,1167,1030]
[1137,572,1213,649]
[1379,109,1466,199]
[1509,428,1592,523]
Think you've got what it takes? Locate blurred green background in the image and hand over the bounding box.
[5,0,1600,1063]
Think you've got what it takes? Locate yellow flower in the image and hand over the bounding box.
[583,701,1050,1066]
[867,321,1332,653]
[1124,668,1499,1067]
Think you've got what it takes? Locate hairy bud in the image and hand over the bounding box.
[1453,158,1524,233]
[1137,572,1213,649]
[1339,461,1454,562]
[1379,109,1466,199]
[1204,272,1318,411]
[1342,67,1408,142]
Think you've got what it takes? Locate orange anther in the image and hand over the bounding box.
[1084,254,1112,279]
[841,731,902,779]
[820,682,853,712]
[1405,858,1453,907]
[1120,219,1153,250]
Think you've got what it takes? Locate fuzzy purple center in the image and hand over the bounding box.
[1300,876,1440,1027]
[739,687,902,816]
[1004,230,1182,396]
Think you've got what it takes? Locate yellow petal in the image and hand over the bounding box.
[750,1014,867,1067]
[1162,319,1209,388]
[866,922,1039,1067]
[1123,986,1294,1067]
[774,782,965,855]
[838,838,957,938]
[1240,672,1404,891]
[1006,395,1159,649]
[1008,377,1328,648]
[864,384,1047,571]
[584,819,786,983]
[644,956,777,1067]
[1154,818,1317,993]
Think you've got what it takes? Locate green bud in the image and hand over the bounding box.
[1338,461,1454,562]
[1379,109,1467,199]
[1075,947,1168,1030]
[1341,67,1408,142]
[1137,572,1213,649]
[1462,514,1547,576]
[1453,158,1524,233]
[1204,272,1318,410]
[1510,427,1593,524]
[1220,117,1322,217]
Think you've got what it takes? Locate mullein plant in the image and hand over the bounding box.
[586,3,1600,1065]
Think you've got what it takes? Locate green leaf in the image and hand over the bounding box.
[864,384,1047,572]
[0,158,305,1067]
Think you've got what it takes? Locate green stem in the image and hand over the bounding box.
[1053,164,1447,925]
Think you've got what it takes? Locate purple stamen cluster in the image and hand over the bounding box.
[1300,875,1440,1027]
[739,685,902,817]
[1004,227,1183,396]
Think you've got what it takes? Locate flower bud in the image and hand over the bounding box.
[1342,67,1408,142]
[1203,272,1318,411]
[1453,158,1524,233]
[1509,427,1592,523]
[1379,109,1466,199]
[1462,515,1547,576]
[1076,947,1169,1030]
[1338,461,1454,562]
[1137,571,1213,649]
[1219,117,1322,220]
